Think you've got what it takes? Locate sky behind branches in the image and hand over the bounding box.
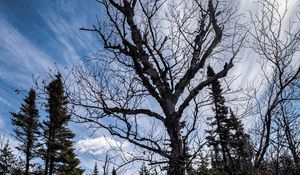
[0,0,299,174]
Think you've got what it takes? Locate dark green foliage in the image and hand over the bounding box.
[139,163,159,175]
[10,88,40,175]
[112,167,117,175]
[41,73,83,175]
[227,110,253,173]
[206,66,232,173]
[187,152,211,175]
[0,140,16,173]
[205,66,253,175]
[258,154,300,175]
[92,162,99,175]
[0,138,26,174]
[57,144,84,175]
[139,163,151,175]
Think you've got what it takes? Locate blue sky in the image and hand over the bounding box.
[0,0,100,116]
[0,0,109,173]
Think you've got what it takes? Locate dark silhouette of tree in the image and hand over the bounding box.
[41,73,83,175]
[75,0,243,174]
[205,66,253,174]
[112,167,117,175]
[186,151,210,175]
[0,139,16,174]
[58,140,84,175]
[139,163,151,175]
[92,162,99,175]
[205,66,232,174]
[228,110,253,173]
[0,137,26,174]
[10,88,40,175]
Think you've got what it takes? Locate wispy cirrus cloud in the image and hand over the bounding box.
[0,115,4,128]
[33,0,102,66]
[0,17,60,135]
[0,18,56,87]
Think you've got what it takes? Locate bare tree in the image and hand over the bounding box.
[72,0,244,174]
[249,0,300,171]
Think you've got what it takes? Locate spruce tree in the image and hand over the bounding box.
[0,138,26,174]
[205,66,252,174]
[139,164,151,175]
[112,167,117,175]
[0,140,16,174]
[92,162,99,175]
[206,66,232,173]
[10,88,40,175]
[42,73,83,175]
[227,110,253,173]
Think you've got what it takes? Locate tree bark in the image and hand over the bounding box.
[166,115,186,175]
[25,145,30,175]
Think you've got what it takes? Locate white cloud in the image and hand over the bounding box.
[75,136,127,155]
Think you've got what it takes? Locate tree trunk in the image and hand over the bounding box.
[49,129,55,175]
[166,116,186,175]
[49,156,54,175]
[168,147,185,175]
[25,143,30,175]
[44,144,50,175]
[44,124,53,175]
[25,153,30,175]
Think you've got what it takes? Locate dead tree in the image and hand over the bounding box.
[249,0,300,171]
[73,0,244,174]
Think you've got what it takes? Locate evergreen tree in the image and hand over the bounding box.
[206,66,232,173]
[112,167,117,175]
[0,138,26,174]
[205,66,253,174]
[139,163,151,175]
[0,140,16,174]
[187,151,210,175]
[227,110,253,174]
[10,88,40,175]
[92,162,99,175]
[41,73,83,175]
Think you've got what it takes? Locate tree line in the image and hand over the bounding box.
[0,73,129,175]
[0,73,83,175]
